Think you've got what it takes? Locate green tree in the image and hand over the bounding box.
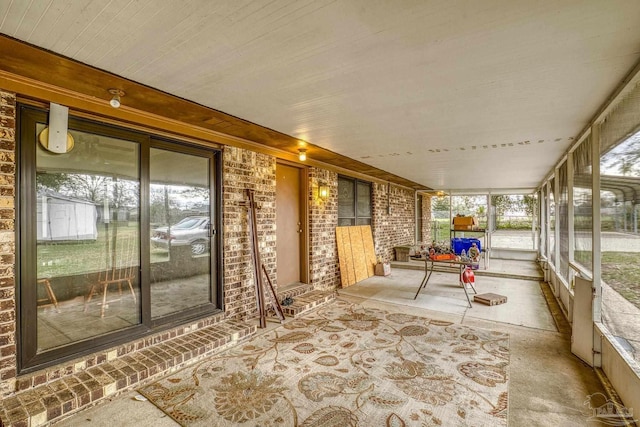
[522,195,537,217]
[36,172,71,193]
[432,195,450,212]
[491,195,515,217]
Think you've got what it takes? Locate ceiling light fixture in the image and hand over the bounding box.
[108,89,125,108]
[298,148,307,161]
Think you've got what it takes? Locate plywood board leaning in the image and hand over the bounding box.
[360,225,376,277]
[336,225,377,287]
[336,227,356,287]
[349,226,368,283]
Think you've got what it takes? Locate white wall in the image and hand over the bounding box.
[546,262,640,416]
[598,323,640,420]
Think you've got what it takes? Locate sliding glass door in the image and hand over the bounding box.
[19,105,221,371]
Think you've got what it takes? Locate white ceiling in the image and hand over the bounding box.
[3,0,640,192]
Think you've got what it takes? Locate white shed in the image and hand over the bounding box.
[37,192,98,241]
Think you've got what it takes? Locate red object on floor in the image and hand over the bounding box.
[461,266,475,285]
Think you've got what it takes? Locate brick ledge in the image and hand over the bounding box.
[0,318,256,427]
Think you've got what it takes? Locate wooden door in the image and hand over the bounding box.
[276,163,306,287]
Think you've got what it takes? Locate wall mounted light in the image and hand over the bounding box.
[108,89,125,108]
[298,148,307,161]
[39,102,74,154]
[318,183,329,200]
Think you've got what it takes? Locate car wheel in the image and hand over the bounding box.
[190,240,208,256]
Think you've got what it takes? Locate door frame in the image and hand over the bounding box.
[276,160,309,285]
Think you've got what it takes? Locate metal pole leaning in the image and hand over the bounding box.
[245,189,267,328]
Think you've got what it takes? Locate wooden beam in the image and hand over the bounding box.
[0,35,429,191]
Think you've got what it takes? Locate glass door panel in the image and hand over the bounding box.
[149,147,212,319]
[35,123,141,352]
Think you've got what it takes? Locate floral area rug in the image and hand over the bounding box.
[138,299,509,426]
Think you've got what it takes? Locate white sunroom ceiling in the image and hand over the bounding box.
[2,0,640,192]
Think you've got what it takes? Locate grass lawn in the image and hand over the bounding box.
[601,251,640,310]
[37,223,169,278]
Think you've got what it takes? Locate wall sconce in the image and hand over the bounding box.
[298,148,307,161]
[39,102,74,154]
[108,89,125,108]
[317,182,329,200]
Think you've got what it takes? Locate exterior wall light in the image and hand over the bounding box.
[318,183,329,200]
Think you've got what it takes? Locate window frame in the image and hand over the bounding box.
[337,175,372,226]
[17,105,223,373]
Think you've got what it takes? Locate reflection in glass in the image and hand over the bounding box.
[36,124,141,352]
[600,130,640,363]
[338,177,371,226]
[338,177,355,221]
[150,148,212,319]
[356,182,371,217]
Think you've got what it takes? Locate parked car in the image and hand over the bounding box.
[151,216,210,256]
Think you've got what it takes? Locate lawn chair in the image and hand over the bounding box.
[84,235,138,317]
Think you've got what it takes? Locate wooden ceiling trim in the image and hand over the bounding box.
[0,35,428,190]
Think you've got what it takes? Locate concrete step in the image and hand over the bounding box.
[390,259,543,281]
[277,282,314,299]
[280,289,336,318]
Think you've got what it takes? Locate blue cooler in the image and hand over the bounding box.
[451,237,481,255]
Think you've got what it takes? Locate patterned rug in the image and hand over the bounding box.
[139,299,509,426]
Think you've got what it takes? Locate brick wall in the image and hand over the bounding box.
[0,98,281,399]
[0,91,16,396]
[0,88,419,404]
[420,194,432,244]
[222,146,277,318]
[308,168,339,291]
[372,182,416,261]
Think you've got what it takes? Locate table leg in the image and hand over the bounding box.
[414,260,434,300]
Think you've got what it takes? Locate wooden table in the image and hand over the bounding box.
[413,258,479,307]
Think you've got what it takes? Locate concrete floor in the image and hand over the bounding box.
[53,259,610,426]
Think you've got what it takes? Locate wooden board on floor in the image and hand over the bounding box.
[474,293,508,306]
[336,225,376,287]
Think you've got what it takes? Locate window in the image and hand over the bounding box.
[599,129,640,364]
[557,161,570,283]
[539,186,547,258]
[19,105,221,371]
[338,176,371,226]
[430,195,450,242]
[490,194,537,250]
[549,178,556,267]
[572,137,593,272]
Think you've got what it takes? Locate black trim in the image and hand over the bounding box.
[17,105,223,373]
